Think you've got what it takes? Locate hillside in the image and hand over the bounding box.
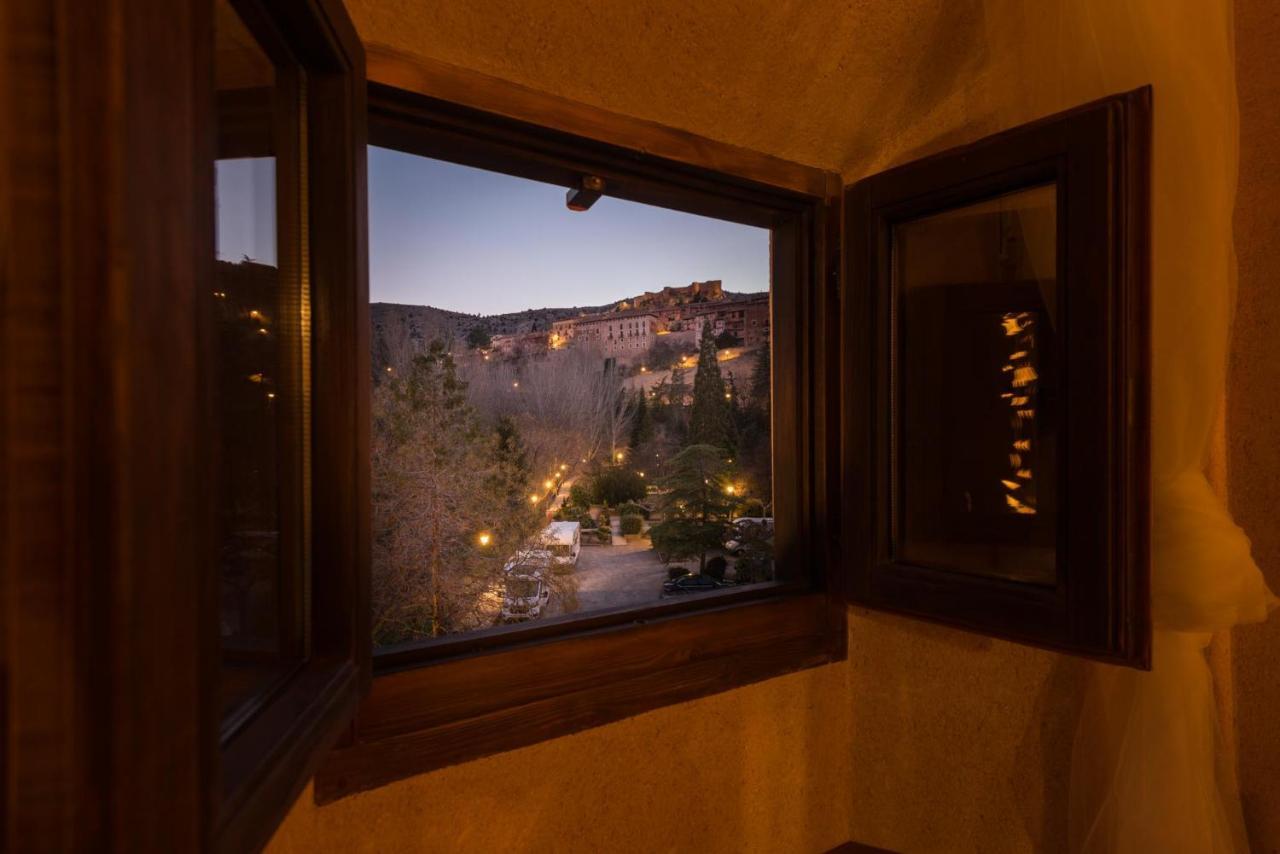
[371,281,762,361]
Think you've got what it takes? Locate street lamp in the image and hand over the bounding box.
[529,494,539,504]
[478,532,492,547]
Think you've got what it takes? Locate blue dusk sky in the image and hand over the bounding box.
[366,145,770,315]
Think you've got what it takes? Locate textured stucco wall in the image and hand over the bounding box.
[267,618,1079,854]
[266,1,1265,851]
[267,663,856,854]
[1229,0,1280,848]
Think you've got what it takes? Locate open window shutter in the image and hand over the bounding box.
[839,89,1151,667]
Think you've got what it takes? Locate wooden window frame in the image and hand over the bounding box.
[313,50,847,803]
[209,1,370,851]
[841,88,1152,667]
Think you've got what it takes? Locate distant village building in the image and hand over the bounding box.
[549,318,577,349]
[572,310,658,361]
[481,283,768,364]
[621,279,724,311]
[690,293,770,347]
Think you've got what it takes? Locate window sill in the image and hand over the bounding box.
[313,591,845,802]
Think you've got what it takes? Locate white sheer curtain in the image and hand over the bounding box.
[979,1,1277,850]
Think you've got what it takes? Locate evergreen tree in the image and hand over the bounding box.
[493,415,532,514]
[647,444,734,573]
[371,340,539,643]
[629,390,653,448]
[688,325,733,451]
[748,344,770,409]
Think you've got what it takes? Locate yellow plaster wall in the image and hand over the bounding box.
[1229,0,1280,847]
[267,662,856,854]
[266,1,1272,851]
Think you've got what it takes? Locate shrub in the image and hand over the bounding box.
[568,483,592,508]
[617,501,650,519]
[589,466,647,506]
[737,498,766,518]
[704,555,728,581]
[620,514,644,536]
[578,513,597,530]
[592,528,613,544]
[714,330,741,350]
[734,554,772,584]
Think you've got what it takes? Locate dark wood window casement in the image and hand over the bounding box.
[842,88,1152,666]
[209,0,370,850]
[3,0,368,850]
[311,53,847,802]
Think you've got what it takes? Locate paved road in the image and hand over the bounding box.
[551,538,672,617]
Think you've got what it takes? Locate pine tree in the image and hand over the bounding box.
[748,343,770,409]
[689,324,732,451]
[371,340,539,643]
[629,390,653,448]
[647,444,734,573]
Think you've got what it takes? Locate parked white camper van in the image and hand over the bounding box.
[541,520,581,571]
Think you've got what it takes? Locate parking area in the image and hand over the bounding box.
[547,538,671,617]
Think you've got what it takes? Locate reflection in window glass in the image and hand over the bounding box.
[893,184,1058,585]
[214,0,305,729]
[368,148,774,645]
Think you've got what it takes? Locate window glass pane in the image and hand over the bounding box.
[214,0,306,730]
[892,184,1058,585]
[369,148,774,645]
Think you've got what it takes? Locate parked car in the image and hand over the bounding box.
[541,520,581,570]
[724,516,774,556]
[662,573,734,596]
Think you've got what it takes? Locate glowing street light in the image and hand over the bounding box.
[559,463,567,471]
[512,381,520,389]
[724,484,737,496]
[529,494,539,504]
[543,479,553,490]
[478,532,492,547]
[615,451,624,462]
